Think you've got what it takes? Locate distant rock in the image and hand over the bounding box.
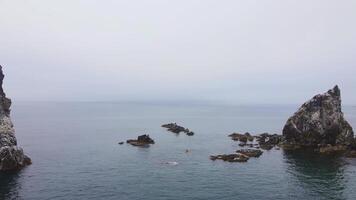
[236,149,263,158]
[229,132,254,143]
[0,66,31,171]
[282,86,354,153]
[118,142,124,145]
[229,132,282,150]
[127,134,155,147]
[161,123,194,136]
[210,154,249,162]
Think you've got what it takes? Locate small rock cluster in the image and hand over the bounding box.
[161,123,195,136]
[210,149,264,163]
[210,154,249,162]
[229,132,254,143]
[126,135,155,147]
[211,132,279,163]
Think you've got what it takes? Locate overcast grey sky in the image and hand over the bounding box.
[0,0,355,104]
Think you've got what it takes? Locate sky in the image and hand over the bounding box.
[0,0,355,104]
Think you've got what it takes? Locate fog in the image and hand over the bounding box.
[1,0,355,104]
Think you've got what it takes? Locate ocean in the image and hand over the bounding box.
[1,102,356,200]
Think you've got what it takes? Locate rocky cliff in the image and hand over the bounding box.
[283,86,354,148]
[0,65,31,171]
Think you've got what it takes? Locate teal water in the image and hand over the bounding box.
[1,102,356,200]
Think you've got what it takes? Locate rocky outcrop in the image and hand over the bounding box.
[282,86,354,152]
[127,134,155,147]
[210,154,249,162]
[161,123,195,136]
[229,132,282,150]
[236,149,263,158]
[256,133,282,150]
[229,132,254,143]
[0,66,31,171]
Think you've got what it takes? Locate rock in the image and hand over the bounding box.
[0,66,31,171]
[317,144,347,154]
[229,132,254,143]
[345,150,356,158]
[186,131,194,136]
[210,154,249,162]
[236,149,263,158]
[127,134,155,147]
[118,142,124,145]
[162,123,195,136]
[283,86,354,150]
[256,133,282,146]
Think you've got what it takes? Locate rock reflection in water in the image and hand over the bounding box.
[0,172,21,200]
[283,149,348,199]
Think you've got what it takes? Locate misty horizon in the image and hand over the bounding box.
[1,0,355,104]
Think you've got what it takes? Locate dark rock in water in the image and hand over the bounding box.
[255,133,282,150]
[345,150,356,158]
[236,149,263,158]
[317,144,347,154]
[118,142,124,145]
[282,86,354,151]
[0,66,31,171]
[127,134,155,147]
[210,154,249,162]
[186,131,194,136]
[162,123,195,136]
[256,133,282,146]
[229,132,254,143]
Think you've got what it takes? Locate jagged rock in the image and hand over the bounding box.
[162,123,195,136]
[236,149,263,158]
[0,66,31,171]
[127,134,155,147]
[283,86,354,150]
[210,154,249,162]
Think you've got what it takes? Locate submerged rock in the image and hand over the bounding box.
[162,123,194,136]
[210,154,249,162]
[0,66,31,171]
[282,86,354,151]
[127,134,155,147]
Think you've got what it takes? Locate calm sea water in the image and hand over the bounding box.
[1,102,356,200]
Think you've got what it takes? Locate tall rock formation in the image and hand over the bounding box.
[0,65,31,171]
[283,86,354,147]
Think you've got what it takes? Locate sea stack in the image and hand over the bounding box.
[0,65,31,171]
[282,86,354,151]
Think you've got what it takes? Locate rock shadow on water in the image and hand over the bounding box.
[0,171,22,200]
[283,149,348,199]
